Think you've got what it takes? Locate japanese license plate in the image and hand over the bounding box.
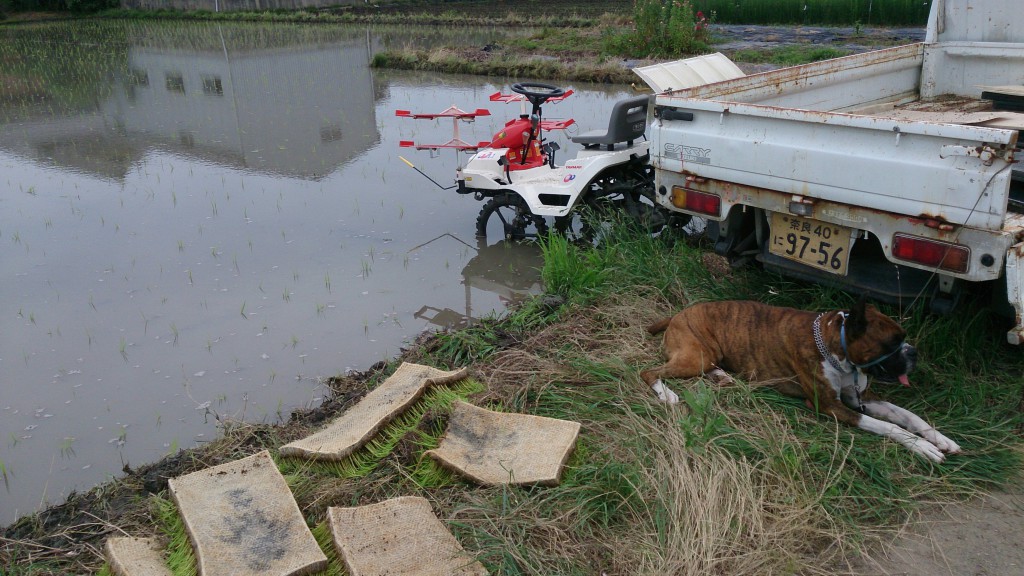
[769,212,852,276]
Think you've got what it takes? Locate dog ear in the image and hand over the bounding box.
[847,296,869,339]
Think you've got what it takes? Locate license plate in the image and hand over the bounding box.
[769,212,852,275]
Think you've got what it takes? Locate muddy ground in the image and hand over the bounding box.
[851,489,1024,576]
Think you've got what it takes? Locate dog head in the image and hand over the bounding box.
[843,299,916,386]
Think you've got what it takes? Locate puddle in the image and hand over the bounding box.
[0,20,631,526]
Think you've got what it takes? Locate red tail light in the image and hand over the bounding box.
[671,186,721,217]
[892,233,970,273]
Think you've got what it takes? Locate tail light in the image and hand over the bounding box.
[671,186,721,217]
[891,233,970,273]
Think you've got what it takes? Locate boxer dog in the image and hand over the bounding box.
[642,299,961,462]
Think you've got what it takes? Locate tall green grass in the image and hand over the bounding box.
[693,0,931,26]
[536,222,1024,531]
[603,0,711,58]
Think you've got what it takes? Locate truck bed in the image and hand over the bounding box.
[653,43,1021,232]
[854,94,1024,132]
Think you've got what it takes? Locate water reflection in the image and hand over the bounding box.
[0,20,629,527]
[411,236,544,330]
[4,24,383,180]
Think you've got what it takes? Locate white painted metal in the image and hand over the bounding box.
[459,142,649,217]
[633,53,745,94]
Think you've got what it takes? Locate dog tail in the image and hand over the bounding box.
[646,317,671,335]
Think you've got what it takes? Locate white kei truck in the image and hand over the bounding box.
[647,0,1024,344]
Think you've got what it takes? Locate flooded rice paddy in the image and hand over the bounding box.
[0,20,636,525]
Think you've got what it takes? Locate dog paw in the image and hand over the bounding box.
[651,380,679,404]
[925,430,962,455]
[708,368,734,385]
[907,437,946,463]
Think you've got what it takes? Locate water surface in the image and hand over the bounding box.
[0,19,634,525]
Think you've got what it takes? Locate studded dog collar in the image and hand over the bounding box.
[813,313,847,372]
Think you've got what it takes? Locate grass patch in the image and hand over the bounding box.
[529,223,1024,530]
[729,45,852,67]
[92,5,611,27]
[371,47,637,84]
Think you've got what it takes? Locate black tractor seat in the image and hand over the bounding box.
[571,95,650,151]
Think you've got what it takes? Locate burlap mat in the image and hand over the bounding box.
[426,401,580,485]
[279,362,469,461]
[167,450,328,576]
[105,537,172,576]
[327,496,487,576]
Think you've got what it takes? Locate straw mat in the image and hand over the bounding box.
[328,496,487,576]
[426,401,580,485]
[167,450,328,576]
[280,362,468,461]
[105,537,172,576]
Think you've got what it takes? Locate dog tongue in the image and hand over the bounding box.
[898,374,910,387]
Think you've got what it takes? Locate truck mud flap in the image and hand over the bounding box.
[1007,242,1024,345]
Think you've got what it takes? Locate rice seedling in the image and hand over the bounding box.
[58,437,76,458]
[153,496,198,576]
[279,377,483,482]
